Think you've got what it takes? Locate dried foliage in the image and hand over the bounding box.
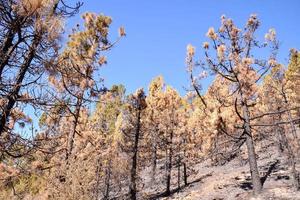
[0,4,299,200]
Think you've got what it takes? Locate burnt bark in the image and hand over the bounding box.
[104,159,112,200]
[241,99,262,194]
[165,130,173,195]
[129,107,142,200]
[177,155,181,190]
[0,29,15,78]
[0,34,41,136]
[66,96,83,160]
[0,16,24,79]
[183,162,188,186]
[151,141,157,184]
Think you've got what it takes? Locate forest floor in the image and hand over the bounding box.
[143,140,300,200]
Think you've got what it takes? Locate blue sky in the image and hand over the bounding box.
[68,0,299,95]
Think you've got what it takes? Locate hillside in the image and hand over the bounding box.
[150,141,300,200]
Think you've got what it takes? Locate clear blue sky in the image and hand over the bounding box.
[68,0,299,94]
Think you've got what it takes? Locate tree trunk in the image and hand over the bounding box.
[275,124,285,156]
[66,96,83,161]
[129,108,141,200]
[268,105,285,156]
[241,100,262,195]
[104,159,112,200]
[151,127,158,185]
[94,158,102,200]
[177,155,181,190]
[183,146,188,186]
[166,130,173,195]
[183,139,188,186]
[183,162,188,186]
[0,29,16,79]
[0,35,41,136]
[0,17,25,81]
[151,141,157,185]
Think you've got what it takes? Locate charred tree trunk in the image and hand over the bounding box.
[275,124,285,156]
[180,139,188,186]
[151,126,158,184]
[66,95,83,161]
[0,17,24,80]
[183,145,188,186]
[165,130,173,195]
[94,158,102,200]
[177,155,181,190]
[241,99,262,194]
[104,159,112,200]
[151,141,157,184]
[0,29,15,79]
[183,162,188,186]
[0,29,15,55]
[129,107,142,200]
[0,35,41,136]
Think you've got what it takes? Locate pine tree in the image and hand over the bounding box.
[186,15,281,194]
